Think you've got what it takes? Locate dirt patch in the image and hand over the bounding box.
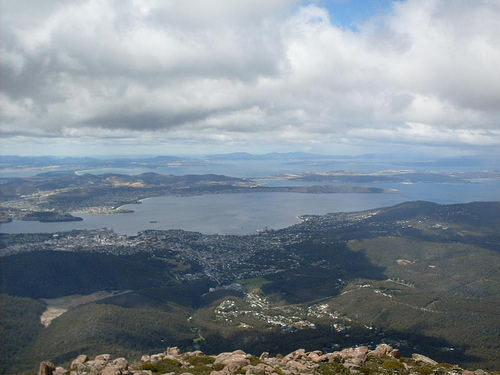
[40,290,132,327]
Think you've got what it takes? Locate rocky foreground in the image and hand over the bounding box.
[37,345,498,375]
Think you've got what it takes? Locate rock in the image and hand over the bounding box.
[214,350,250,366]
[112,358,128,370]
[259,352,269,361]
[246,363,275,375]
[166,347,181,356]
[463,371,475,375]
[224,362,241,374]
[76,355,89,363]
[141,355,151,362]
[53,367,66,375]
[88,359,107,371]
[150,354,163,362]
[369,344,393,358]
[70,360,86,371]
[95,354,111,362]
[101,365,121,375]
[412,354,438,366]
[38,362,55,375]
[282,349,306,363]
[324,352,342,363]
[284,360,308,371]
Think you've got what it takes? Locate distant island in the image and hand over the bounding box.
[21,211,83,223]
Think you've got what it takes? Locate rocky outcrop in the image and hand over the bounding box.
[38,344,493,375]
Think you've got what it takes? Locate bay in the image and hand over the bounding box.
[1,179,499,236]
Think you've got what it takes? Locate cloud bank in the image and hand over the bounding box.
[1,0,499,154]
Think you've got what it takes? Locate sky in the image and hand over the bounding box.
[1,0,499,157]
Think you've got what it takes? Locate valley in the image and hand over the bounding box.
[1,201,499,373]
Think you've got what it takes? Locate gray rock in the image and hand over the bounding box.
[95,354,111,362]
[113,357,128,370]
[324,352,342,363]
[70,359,86,371]
[282,349,306,363]
[76,355,89,363]
[284,360,308,371]
[224,362,241,374]
[166,347,181,356]
[412,354,438,366]
[214,351,250,366]
[101,365,121,375]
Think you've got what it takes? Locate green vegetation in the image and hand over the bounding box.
[0,294,46,374]
[238,277,272,293]
[0,251,178,299]
[141,358,183,374]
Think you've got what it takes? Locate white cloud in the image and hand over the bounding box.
[1,0,499,154]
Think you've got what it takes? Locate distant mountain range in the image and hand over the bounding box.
[1,153,498,171]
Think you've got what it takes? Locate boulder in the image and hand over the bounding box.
[76,355,89,363]
[282,349,306,363]
[112,358,128,370]
[412,354,438,366]
[95,354,111,362]
[324,352,342,363]
[70,359,86,371]
[284,360,308,371]
[246,363,275,375]
[224,362,241,374]
[214,350,250,366]
[166,347,181,356]
[101,365,121,375]
[88,359,107,371]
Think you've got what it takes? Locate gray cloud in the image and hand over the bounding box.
[1,0,499,153]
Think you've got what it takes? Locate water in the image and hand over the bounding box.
[1,179,499,236]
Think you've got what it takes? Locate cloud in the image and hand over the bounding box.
[1,0,499,153]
